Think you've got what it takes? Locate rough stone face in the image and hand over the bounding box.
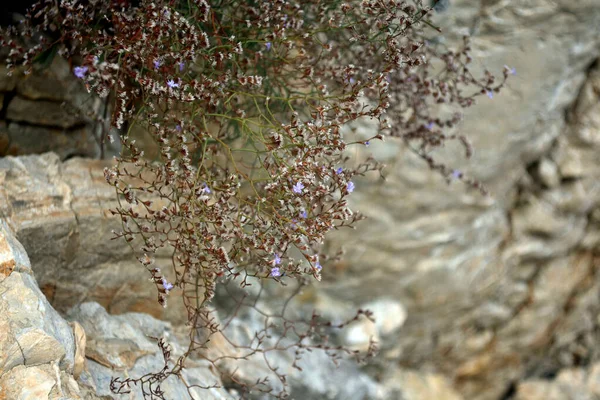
[15,57,74,102]
[0,122,99,159]
[68,302,231,400]
[0,153,186,324]
[515,363,600,400]
[6,96,86,129]
[0,219,83,399]
[0,64,18,91]
[313,2,600,399]
[0,57,119,160]
[0,1,598,399]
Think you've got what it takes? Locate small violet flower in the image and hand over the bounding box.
[265,42,272,51]
[270,267,281,277]
[300,209,308,219]
[425,122,434,130]
[451,169,462,179]
[315,262,322,271]
[167,79,179,88]
[73,66,88,79]
[154,59,161,70]
[292,181,304,194]
[273,254,281,265]
[161,277,174,293]
[201,182,211,194]
[175,124,182,131]
[486,90,494,99]
[335,167,343,175]
[347,181,355,193]
[364,141,370,147]
[179,62,185,72]
[505,65,517,75]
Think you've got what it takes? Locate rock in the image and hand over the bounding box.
[0,122,99,159]
[0,64,18,91]
[343,314,379,352]
[0,363,80,400]
[515,362,600,400]
[537,158,561,188]
[6,96,86,129]
[363,298,408,337]
[0,220,83,399]
[70,321,86,380]
[570,65,600,145]
[381,368,464,400]
[15,58,73,102]
[0,153,187,324]
[0,220,75,373]
[67,302,231,399]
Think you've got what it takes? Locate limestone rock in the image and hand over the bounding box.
[6,96,86,129]
[67,302,231,399]
[537,158,561,188]
[0,220,83,399]
[70,321,86,380]
[0,153,187,324]
[515,363,600,400]
[0,64,18,91]
[0,122,99,159]
[15,57,73,102]
[380,369,464,400]
[0,221,75,374]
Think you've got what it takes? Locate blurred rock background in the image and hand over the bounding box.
[1,1,600,399]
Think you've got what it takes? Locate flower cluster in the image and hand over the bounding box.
[1,0,508,397]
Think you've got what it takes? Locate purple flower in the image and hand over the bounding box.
[335,167,343,175]
[179,62,185,72]
[486,90,494,99]
[349,77,356,84]
[365,141,370,147]
[201,182,211,194]
[505,65,517,75]
[451,169,462,179]
[265,42,272,51]
[154,59,161,70]
[315,262,322,271]
[270,267,281,277]
[176,124,182,131]
[292,181,304,194]
[73,66,88,79]
[300,209,307,219]
[346,181,355,193]
[273,254,281,265]
[161,277,174,293]
[167,79,179,88]
[425,122,434,130]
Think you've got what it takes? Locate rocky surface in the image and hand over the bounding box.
[0,59,120,160]
[0,153,188,324]
[0,219,83,399]
[318,1,600,399]
[0,1,600,399]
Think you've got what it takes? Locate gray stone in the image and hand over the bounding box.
[0,221,75,374]
[67,302,231,399]
[0,153,187,324]
[537,158,561,188]
[0,122,99,160]
[0,64,19,91]
[6,96,86,129]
